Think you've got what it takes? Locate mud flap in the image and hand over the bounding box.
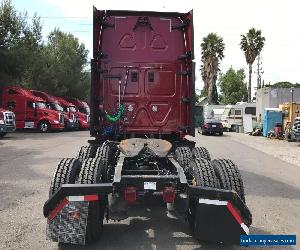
[188,186,252,245]
[47,201,89,245]
[44,183,112,245]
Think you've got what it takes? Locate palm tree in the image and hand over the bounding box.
[200,33,225,104]
[240,28,265,102]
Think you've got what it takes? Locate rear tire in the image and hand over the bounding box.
[219,132,223,136]
[49,158,81,196]
[94,142,118,182]
[187,158,219,231]
[78,158,106,243]
[211,159,245,203]
[77,145,98,162]
[192,147,211,161]
[175,147,192,171]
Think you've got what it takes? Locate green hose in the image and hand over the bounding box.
[105,103,125,123]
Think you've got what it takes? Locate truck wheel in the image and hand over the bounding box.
[187,158,219,231]
[38,120,51,133]
[0,132,7,138]
[77,145,98,162]
[95,142,118,183]
[192,147,211,161]
[175,147,192,171]
[49,158,81,196]
[211,159,245,203]
[78,158,106,243]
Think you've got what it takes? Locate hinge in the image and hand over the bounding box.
[96,69,108,75]
[181,97,191,104]
[94,51,108,60]
[172,20,190,30]
[178,70,192,76]
[95,16,115,28]
[103,74,121,80]
[178,51,192,60]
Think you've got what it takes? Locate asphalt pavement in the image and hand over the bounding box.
[0,131,299,250]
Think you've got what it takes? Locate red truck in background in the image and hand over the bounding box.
[54,96,78,130]
[31,90,65,116]
[64,97,90,130]
[0,107,16,138]
[0,86,64,132]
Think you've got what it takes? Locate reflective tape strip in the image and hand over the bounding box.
[67,196,85,201]
[227,202,242,224]
[241,223,249,235]
[67,194,99,202]
[198,198,227,206]
[48,198,68,221]
[84,194,99,201]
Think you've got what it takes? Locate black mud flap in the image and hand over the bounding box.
[188,186,252,245]
[44,184,112,245]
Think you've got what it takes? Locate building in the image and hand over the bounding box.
[256,87,300,121]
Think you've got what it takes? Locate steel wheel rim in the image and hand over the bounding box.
[41,123,48,132]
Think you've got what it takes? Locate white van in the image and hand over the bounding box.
[221,102,256,131]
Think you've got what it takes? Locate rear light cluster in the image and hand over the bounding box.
[203,123,210,128]
[124,186,176,204]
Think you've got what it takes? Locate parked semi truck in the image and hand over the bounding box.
[55,96,78,130]
[64,97,90,130]
[44,8,252,246]
[0,86,64,132]
[0,108,16,138]
[31,90,64,120]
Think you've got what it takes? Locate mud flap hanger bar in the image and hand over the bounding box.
[43,183,113,218]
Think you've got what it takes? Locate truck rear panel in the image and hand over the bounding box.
[91,9,195,141]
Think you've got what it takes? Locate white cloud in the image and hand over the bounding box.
[43,0,300,91]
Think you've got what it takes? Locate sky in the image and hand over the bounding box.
[11,0,300,93]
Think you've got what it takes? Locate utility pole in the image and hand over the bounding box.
[256,53,264,89]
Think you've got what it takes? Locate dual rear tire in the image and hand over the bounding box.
[49,143,114,244]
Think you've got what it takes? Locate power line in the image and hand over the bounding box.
[22,16,91,19]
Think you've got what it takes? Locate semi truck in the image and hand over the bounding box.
[54,96,78,130]
[64,97,90,130]
[0,86,64,132]
[44,8,252,246]
[0,108,16,138]
[30,90,65,128]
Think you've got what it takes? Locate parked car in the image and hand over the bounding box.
[199,118,223,135]
[0,86,64,132]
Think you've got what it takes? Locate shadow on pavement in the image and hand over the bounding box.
[241,170,300,200]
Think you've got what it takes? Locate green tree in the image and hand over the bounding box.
[271,81,300,88]
[218,67,247,104]
[200,33,225,104]
[0,0,43,86]
[240,28,265,102]
[40,29,89,99]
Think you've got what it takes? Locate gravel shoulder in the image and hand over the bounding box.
[227,132,300,167]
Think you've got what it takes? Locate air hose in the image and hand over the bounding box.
[105,103,126,123]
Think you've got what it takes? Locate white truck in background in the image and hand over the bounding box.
[221,102,256,131]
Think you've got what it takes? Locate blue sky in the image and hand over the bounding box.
[11,0,300,93]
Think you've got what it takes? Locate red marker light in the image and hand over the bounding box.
[124,186,137,204]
